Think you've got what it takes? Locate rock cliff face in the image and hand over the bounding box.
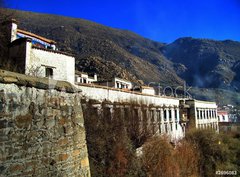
[162,37,240,90]
[0,70,90,177]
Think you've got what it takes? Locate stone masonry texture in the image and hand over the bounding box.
[0,70,91,177]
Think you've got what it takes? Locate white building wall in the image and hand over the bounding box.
[218,114,229,122]
[194,100,219,132]
[141,88,155,95]
[114,78,132,89]
[25,42,75,84]
[77,84,184,140]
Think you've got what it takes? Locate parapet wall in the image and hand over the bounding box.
[77,84,180,106]
[0,70,90,177]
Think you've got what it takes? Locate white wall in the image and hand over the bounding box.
[77,84,184,141]
[78,84,179,106]
[114,78,132,89]
[141,88,155,95]
[194,100,219,131]
[218,114,229,122]
[25,42,75,84]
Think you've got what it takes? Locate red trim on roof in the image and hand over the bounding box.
[17,29,56,44]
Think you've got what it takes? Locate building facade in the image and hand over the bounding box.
[4,19,75,84]
[179,99,219,132]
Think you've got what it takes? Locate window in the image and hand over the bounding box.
[175,109,178,121]
[164,110,167,121]
[45,67,53,78]
[116,82,120,88]
[169,110,172,121]
[199,110,201,119]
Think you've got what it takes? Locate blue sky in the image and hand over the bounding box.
[5,0,240,43]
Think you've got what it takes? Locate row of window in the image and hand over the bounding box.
[116,82,130,89]
[197,109,217,119]
[149,109,179,123]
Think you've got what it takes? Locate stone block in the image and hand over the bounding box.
[58,138,68,146]
[58,118,67,125]
[45,117,55,129]
[0,165,6,174]
[0,119,7,129]
[9,164,24,173]
[58,153,69,161]
[15,113,32,129]
[3,76,18,83]
[80,157,89,168]
[72,149,80,157]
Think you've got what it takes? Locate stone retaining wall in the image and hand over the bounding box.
[0,70,91,177]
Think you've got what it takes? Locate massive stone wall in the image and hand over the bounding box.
[0,70,90,177]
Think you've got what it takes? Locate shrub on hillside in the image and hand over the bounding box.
[185,129,229,177]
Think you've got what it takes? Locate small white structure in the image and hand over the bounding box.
[133,85,155,95]
[4,19,75,84]
[95,77,132,89]
[75,71,97,84]
[217,110,229,122]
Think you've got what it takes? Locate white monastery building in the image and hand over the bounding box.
[4,19,75,84]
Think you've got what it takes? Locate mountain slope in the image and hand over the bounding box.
[162,37,240,90]
[2,8,183,85]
